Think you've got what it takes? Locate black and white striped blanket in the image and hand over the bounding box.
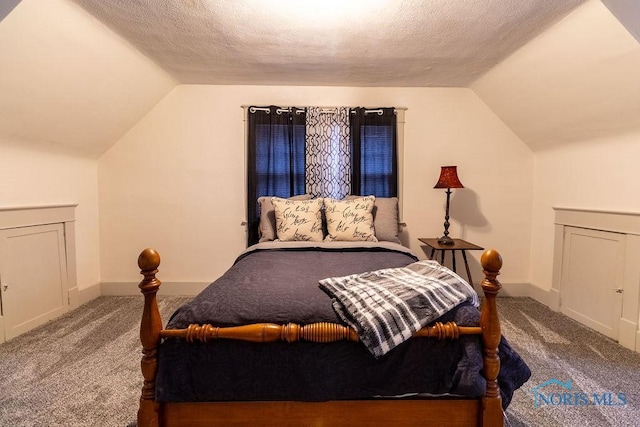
[319,260,479,358]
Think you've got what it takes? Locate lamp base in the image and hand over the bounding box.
[437,235,455,245]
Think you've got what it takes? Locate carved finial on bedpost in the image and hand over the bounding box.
[480,249,503,426]
[139,248,161,280]
[137,248,162,427]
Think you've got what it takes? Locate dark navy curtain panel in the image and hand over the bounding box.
[350,107,398,198]
[247,106,306,245]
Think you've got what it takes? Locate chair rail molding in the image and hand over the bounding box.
[0,204,77,230]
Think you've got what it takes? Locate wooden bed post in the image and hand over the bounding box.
[137,248,163,427]
[479,249,504,426]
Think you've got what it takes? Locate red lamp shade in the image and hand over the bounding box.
[433,166,464,189]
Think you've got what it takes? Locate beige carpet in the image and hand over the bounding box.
[499,298,640,427]
[0,296,638,426]
[0,296,190,427]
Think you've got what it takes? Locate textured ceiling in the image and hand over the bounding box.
[71,0,587,87]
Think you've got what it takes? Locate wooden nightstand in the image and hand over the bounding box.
[418,238,484,285]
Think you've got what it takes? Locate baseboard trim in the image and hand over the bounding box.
[100,281,209,296]
[78,283,101,305]
[549,288,561,312]
[497,282,550,306]
[68,286,79,310]
[619,318,638,351]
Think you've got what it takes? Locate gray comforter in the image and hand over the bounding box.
[157,242,530,407]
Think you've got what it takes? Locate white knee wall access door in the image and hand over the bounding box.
[560,226,625,340]
[0,223,69,341]
[552,208,640,353]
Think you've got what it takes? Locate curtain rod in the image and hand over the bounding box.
[241,105,407,111]
[248,106,305,114]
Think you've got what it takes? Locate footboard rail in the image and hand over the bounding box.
[160,321,482,343]
[136,248,503,427]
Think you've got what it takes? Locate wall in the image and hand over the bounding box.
[472,0,640,297]
[98,85,534,292]
[0,0,177,300]
[0,139,100,301]
[531,130,640,294]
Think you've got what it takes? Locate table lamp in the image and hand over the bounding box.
[433,166,464,245]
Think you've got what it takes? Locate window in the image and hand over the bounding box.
[246,105,399,246]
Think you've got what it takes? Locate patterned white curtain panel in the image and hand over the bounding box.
[305,107,351,199]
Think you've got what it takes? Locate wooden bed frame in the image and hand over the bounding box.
[136,248,505,427]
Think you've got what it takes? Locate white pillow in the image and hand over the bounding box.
[324,196,378,242]
[272,197,324,242]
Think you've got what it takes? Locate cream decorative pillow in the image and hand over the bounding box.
[272,197,324,242]
[258,194,312,242]
[324,196,378,242]
[344,195,401,243]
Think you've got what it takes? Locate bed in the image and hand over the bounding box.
[135,239,530,427]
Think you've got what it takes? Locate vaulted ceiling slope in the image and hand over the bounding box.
[0,0,176,158]
[2,0,638,157]
[70,0,587,87]
[473,0,640,151]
